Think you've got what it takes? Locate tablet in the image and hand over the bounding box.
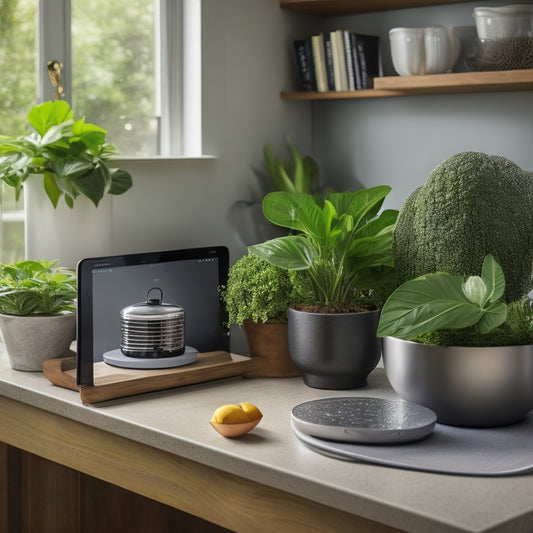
[76,246,230,386]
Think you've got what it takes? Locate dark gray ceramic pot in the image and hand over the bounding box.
[288,308,381,390]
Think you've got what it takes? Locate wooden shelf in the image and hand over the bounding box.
[280,0,470,16]
[281,70,533,100]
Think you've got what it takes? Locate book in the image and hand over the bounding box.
[352,34,382,89]
[292,38,317,91]
[342,30,356,91]
[330,30,348,91]
[311,33,328,92]
[349,33,363,90]
[323,33,335,90]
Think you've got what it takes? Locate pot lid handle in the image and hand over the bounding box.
[146,287,163,305]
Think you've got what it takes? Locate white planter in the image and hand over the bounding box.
[0,312,76,371]
[24,178,113,268]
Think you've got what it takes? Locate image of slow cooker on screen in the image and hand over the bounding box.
[120,287,185,359]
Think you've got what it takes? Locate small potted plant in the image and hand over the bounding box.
[249,187,398,389]
[0,259,77,371]
[220,253,300,377]
[378,151,533,427]
[0,99,133,266]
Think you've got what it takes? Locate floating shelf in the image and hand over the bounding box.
[281,70,533,100]
[279,0,470,16]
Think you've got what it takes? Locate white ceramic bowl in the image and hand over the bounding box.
[474,5,533,40]
[389,26,460,76]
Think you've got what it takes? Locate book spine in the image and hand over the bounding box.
[329,31,342,91]
[343,30,356,91]
[350,33,363,90]
[355,34,381,89]
[324,34,335,91]
[292,38,316,91]
[311,33,328,92]
[334,30,349,91]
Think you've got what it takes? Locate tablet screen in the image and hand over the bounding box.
[77,247,230,385]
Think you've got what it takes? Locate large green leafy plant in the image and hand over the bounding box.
[248,187,398,312]
[0,260,76,316]
[0,100,132,208]
[377,255,533,346]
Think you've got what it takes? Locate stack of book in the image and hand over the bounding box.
[292,31,382,92]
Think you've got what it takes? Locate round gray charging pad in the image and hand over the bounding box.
[291,397,437,444]
[103,346,198,369]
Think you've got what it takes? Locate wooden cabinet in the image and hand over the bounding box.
[280,1,533,99]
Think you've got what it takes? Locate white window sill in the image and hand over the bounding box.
[112,154,217,162]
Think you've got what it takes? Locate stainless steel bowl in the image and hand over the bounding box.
[382,337,533,427]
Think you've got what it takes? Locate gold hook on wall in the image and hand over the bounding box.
[47,60,64,100]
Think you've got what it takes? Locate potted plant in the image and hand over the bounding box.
[231,141,320,246]
[220,254,300,377]
[0,99,133,266]
[0,259,77,371]
[377,255,533,427]
[378,151,533,427]
[249,187,398,389]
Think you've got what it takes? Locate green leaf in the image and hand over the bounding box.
[481,254,506,303]
[248,235,316,270]
[289,144,305,193]
[51,157,94,181]
[28,100,73,137]
[262,192,323,235]
[43,173,61,208]
[39,121,72,146]
[476,301,508,334]
[71,118,107,151]
[108,168,133,195]
[377,273,485,340]
[71,165,107,206]
[462,276,488,307]
[326,186,391,229]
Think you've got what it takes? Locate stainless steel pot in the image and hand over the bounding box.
[383,336,533,427]
[120,287,185,358]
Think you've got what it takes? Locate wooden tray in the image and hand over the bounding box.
[43,351,257,404]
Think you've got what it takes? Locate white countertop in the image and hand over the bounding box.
[1,349,533,533]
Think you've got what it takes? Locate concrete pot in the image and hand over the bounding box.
[0,313,76,371]
[288,308,381,390]
[383,336,533,427]
[242,320,301,377]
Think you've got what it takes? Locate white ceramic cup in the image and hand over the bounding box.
[389,27,425,76]
[424,26,460,74]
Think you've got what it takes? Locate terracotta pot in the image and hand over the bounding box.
[0,313,76,371]
[242,320,301,377]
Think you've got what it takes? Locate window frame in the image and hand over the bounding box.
[38,0,203,158]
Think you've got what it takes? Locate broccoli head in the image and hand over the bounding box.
[393,151,533,301]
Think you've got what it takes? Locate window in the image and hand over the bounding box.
[0,0,201,261]
[0,0,37,262]
[40,0,202,157]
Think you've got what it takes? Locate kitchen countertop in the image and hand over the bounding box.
[1,350,533,533]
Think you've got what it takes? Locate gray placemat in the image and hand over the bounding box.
[292,412,533,476]
[103,346,198,369]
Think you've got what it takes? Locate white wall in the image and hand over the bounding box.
[110,0,313,264]
[308,1,533,210]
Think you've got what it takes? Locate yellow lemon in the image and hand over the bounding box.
[211,404,250,424]
[240,402,263,421]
